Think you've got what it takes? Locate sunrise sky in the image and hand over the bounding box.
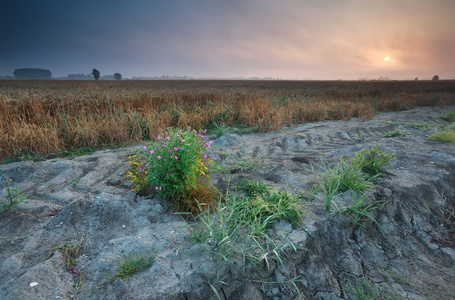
[1,0,454,80]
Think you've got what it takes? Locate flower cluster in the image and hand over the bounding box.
[126,127,213,207]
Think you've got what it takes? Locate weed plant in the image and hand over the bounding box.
[296,132,307,139]
[428,130,455,144]
[237,179,303,228]
[311,146,395,232]
[352,145,396,177]
[125,126,218,213]
[341,192,387,235]
[357,130,365,142]
[207,122,229,138]
[188,180,305,271]
[311,158,375,212]
[102,252,157,286]
[407,122,443,131]
[440,111,455,122]
[381,127,409,138]
[45,234,85,291]
[337,159,375,191]
[1,179,28,213]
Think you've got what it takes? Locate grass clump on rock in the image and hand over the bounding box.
[188,179,305,269]
[352,145,396,176]
[381,127,409,138]
[310,145,395,233]
[428,130,455,144]
[407,122,443,131]
[102,252,157,285]
[439,111,455,122]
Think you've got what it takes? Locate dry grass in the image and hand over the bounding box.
[1,79,455,161]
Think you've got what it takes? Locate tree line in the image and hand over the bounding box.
[6,68,443,81]
[11,68,122,80]
[13,68,52,79]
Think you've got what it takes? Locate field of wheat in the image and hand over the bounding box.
[1,79,454,162]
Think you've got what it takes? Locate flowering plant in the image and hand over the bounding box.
[124,155,149,194]
[126,126,216,212]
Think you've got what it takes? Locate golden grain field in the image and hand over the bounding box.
[1,79,454,162]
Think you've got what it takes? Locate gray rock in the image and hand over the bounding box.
[214,133,240,147]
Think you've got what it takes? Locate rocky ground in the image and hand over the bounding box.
[1,105,454,299]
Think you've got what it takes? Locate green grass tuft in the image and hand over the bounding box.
[103,252,157,285]
[428,130,455,144]
[407,122,444,131]
[188,179,305,271]
[309,146,393,234]
[352,145,396,177]
[381,127,409,138]
[440,111,455,122]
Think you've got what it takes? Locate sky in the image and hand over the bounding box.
[1,0,454,80]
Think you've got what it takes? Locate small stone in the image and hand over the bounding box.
[272,287,280,295]
[30,282,38,287]
[427,243,439,251]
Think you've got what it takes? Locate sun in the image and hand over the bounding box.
[384,56,390,61]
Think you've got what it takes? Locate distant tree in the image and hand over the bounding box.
[13,68,52,79]
[114,73,122,80]
[414,77,418,81]
[432,75,439,81]
[91,69,100,80]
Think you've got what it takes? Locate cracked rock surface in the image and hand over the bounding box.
[1,105,454,299]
